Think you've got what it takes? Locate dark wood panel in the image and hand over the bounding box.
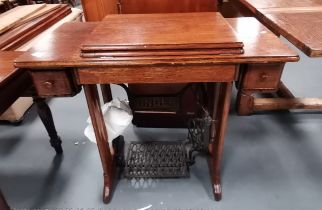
[80,0,218,21]
[81,48,244,58]
[0,70,31,114]
[81,0,119,21]
[120,0,217,13]
[129,83,189,95]
[0,51,31,114]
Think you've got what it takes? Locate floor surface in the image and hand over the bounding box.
[1,38,322,210]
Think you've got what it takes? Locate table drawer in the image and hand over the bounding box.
[242,63,284,91]
[30,70,80,97]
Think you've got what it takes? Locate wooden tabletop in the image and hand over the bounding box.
[14,17,298,69]
[260,11,322,57]
[81,13,244,52]
[0,51,23,88]
[237,0,322,57]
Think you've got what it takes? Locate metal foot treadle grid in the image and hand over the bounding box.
[125,141,189,178]
[124,115,212,178]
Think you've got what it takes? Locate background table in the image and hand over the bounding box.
[234,0,322,114]
[0,51,64,210]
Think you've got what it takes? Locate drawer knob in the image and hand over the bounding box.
[261,74,271,80]
[43,81,53,89]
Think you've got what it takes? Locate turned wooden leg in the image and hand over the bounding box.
[84,84,115,204]
[209,82,233,201]
[34,98,63,154]
[0,189,10,210]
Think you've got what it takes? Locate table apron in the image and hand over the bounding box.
[76,65,238,84]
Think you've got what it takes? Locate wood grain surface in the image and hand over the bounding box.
[259,6,322,14]
[77,65,237,84]
[0,5,71,50]
[81,13,244,52]
[238,0,322,11]
[236,0,322,57]
[81,0,118,21]
[14,18,298,69]
[14,4,62,28]
[0,4,46,34]
[259,11,322,57]
[0,51,23,87]
[254,98,322,111]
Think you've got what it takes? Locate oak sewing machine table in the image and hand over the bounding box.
[232,0,322,115]
[10,13,298,204]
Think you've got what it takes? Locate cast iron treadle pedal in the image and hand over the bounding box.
[125,141,189,178]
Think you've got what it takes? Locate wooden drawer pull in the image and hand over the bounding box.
[43,81,54,89]
[261,73,272,80]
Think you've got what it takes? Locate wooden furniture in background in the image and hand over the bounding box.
[0,6,82,207]
[232,0,322,115]
[26,0,76,6]
[0,51,30,114]
[0,4,82,122]
[15,12,297,203]
[80,0,118,21]
[0,4,72,50]
[0,4,82,207]
[119,0,217,13]
[0,51,63,152]
[81,0,217,21]
[0,51,65,208]
[0,0,19,11]
[0,1,53,12]
[0,3,45,34]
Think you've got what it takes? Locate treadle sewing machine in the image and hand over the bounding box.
[11,12,298,204]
